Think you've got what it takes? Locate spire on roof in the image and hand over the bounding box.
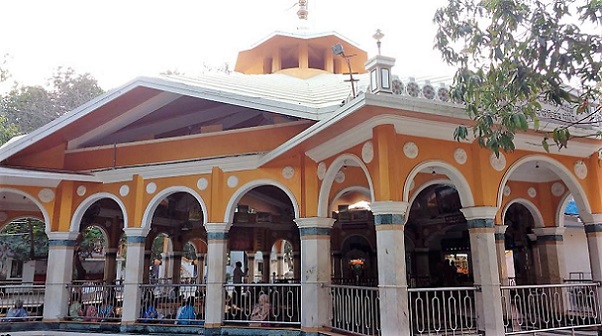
[297,0,308,20]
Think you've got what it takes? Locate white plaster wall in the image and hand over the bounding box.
[564,226,592,280]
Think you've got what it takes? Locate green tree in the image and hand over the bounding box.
[1,67,104,133]
[434,0,602,155]
[0,218,48,261]
[0,114,19,145]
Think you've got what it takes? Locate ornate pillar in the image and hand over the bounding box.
[582,214,602,311]
[196,253,206,284]
[294,217,335,334]
[262,251,271,282]
[276,253,284,277]
[371,201,411,335]
[121,228,149,324]
[103,247,118,283]
[293,251,301,281]
[142,249,152,283]
[171,251,183,284]
[495,225,509,285]
[533,227,566,284]
[331,251,342,279]
[461,207,505,335]
[247,254,255,283]
[43,232,79,321]
[204,223,230,332]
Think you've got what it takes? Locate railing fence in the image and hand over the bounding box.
[138,283,206,325]
[326,284,380,336]
[0,282,45,321]
[66,282,123,322]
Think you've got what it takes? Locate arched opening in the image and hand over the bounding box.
[406,184,470,288]
[224,184,300,325]
[503,202,536,285]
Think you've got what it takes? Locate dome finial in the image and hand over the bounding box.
[297,0,308,20]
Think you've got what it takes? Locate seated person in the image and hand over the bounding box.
[249,294,271,327]
[68,297,84,321]
[83,304,98,322]
[98,297,115,321]
[176,296,197,325]
[141,295,163,323]
[3,299,28,321]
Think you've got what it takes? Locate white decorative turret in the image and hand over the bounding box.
[365,55,396,95]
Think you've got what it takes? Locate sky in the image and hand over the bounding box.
[0,0,455,91]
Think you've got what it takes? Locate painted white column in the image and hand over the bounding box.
[43,232,79,321]
[461,207,505,335]
[121,228,149,324]
[247,254,255,282]
[495,225,509,285]
[581,214,602,311]
[204,223,230,330]
[294,217,335,334]
[371,201,411,335]
[533,227,566,284]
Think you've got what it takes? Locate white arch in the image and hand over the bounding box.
[142,186,209,229]
[330,186,371,212]
[556,193,575,228]
[497,155,591,219]
[0,188,51,235]
[318,154,375,218]
[408,178,455,208]
[403,160,475,207]
[501,198,545,228]
[70,192,128,232]
[224,179,300,224]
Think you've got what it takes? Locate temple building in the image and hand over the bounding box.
[1,3,602,336]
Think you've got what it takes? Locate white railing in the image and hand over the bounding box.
[66,282,123,322]
[0,282,45,321]
[408,286,478,336]
[501,283,601,334]
[326,284,380,336]
[224,283,301,326]
[138,283,206,324]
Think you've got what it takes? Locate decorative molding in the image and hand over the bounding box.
[126,236,146,244]
[361,141,374,163]
[403,142,419,159]
[461,206,498,221]
[466,218,495,229]
[374,214,405,225]
[38,188,55,203]
[454,148,467,165]
[299,227,331,236]
[503,185,511,197]
[584,224,602,234]
[370,201,409,216]
[119,185,130,197]
[207,232,229,240]
[574,160,588,179]
[196,178,208,191]
[227,175,239,188]
[294,217,335,229]
[551,182,565,197]
[146,182,157,194]
[76,185,87,197]
[282,166,295,179]
[317,162,327,180]
[527,187,537,198]
[490,152,506,172]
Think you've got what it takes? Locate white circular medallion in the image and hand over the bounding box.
[403,142,419,159]
[0,212,7,222]
[489,152,507,172]
[574,160,588,179]
[527,187,537,198]
[76,185,87,197]
[38,188,55,203]
[227,176,239,188]
[454,148,467,165]
[503,185,511,197]
[146,182,157,194]
[317,162,327,180]
[197,178,208,191]
[335,171,346,184]
[362,141,374,163]
[119,185,130,197]
[282,166,295,179]
[551,182,565,197]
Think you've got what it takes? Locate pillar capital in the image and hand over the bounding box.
[494,225,508,240]
[533,226,565,240]
[460,206,498,221]
[47,231,79,242]
[123,227,150,239]
[205,222,231,240]
[370,201,409,216]
[581,213,602,225]
[294,217,335,229]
